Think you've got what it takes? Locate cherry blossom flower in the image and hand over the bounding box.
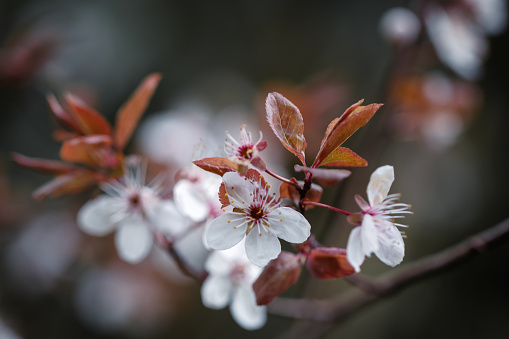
[346,165,411,272]
[206,172,311,267]
[77,163,185,264]
[224,124,267,175]
[201,242,266,330]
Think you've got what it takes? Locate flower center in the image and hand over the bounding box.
[128,192,142,210]
[238,144,254,160]
[229,263,247,284]
[249,205,265,220]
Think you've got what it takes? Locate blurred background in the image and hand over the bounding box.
[1,0,509,338]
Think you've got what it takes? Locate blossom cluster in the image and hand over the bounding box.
[16,75,412,331]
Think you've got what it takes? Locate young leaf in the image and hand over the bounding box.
[60,135,113,167]
[12,153,81,174]
[47,94,82,133]
[193,157,237,176]
[294,165,351,187]
[319,147,367,167]
[280,180,323,208]
[313,102,382,168]
[32,171,99,200]
[114,73,162,150]
[65,93,112,136]
[218,183,230,208]
[253,251,302,305]
[306,247,355,280]
[265,92,307,165]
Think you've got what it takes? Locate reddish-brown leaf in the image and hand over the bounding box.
[313,101,382,167]
[47,94,82,133]
[218,182,230,208]
[306,247,356,280]
[193,157,237,176]
[33,171,99,200]
[114,73,161,150]
[12,153,81,174]
[319,146,367,167]
[253,251,302,305]
[65,93,112,136]
[60,135,113,167]
[279,179,322,209]
[265,92,307,165]
[295,165,351,187]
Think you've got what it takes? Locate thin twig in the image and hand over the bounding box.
[268,217,509,322]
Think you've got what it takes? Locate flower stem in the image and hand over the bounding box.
[301,200,352,216]
[265,168,299,187]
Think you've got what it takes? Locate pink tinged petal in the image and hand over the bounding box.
[114,218,153,264]
[360,214,380,256]
[245,227,281,267]
[206,213,247,250]
[201,275,232,309]
[367,165,394,206]
[223,172,254,206]
[268,207,310,243]
[346,226,365,272]
[77,195,118,236]
[148,200,191,237]
[230,284,267,330]
[354,194,370,212]
[250,156,266,171]
[374,225,405,267]
[173,180,209,222]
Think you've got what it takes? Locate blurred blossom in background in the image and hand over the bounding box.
[1,0,509,338]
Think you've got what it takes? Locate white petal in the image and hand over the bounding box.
[267,207,310,243]
[77,196,118,236]
[201,275,232,309]
[114,218,153,264]
[360,214,380,256]
[230,284,267,330]
[223,172,254,206]
[174,225,209,273]
[245,226,281,267]
[367,165,394,206]
[206,213,247,250]
[148,200,191,237]
[346,226,365,272]
[374,225,405,267]
[174,180,209,222]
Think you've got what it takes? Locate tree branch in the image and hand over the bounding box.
[268,217,509,322]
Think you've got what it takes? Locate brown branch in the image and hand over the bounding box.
[268,217,509,322]
[167,245,209,283]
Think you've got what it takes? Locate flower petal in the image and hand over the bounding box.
[245,227,281,267]
[206,213,247,250]
[114,218,153,264]
[149,200,191,237]
[230,284,267,330]
[367,165,394,206]
[174,180,209,222]
[374,225,405,267]
[346,226,365,272]
[360,214,380,256]
[223,172,254,207]
[77,195,118,236]
[267,207,310,243]
[201,274,232,309]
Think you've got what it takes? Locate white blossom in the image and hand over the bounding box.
[346,165,411,272]
[77,163,185,264]
[201,242,266,330]
[224,125,267,175]
[206,172,310,267]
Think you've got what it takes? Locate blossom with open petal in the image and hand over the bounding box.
[206,172,311,267]
[224,124,267,175]
[77,163,184,264]
[346,165,412,272]
[201,242,266,330]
